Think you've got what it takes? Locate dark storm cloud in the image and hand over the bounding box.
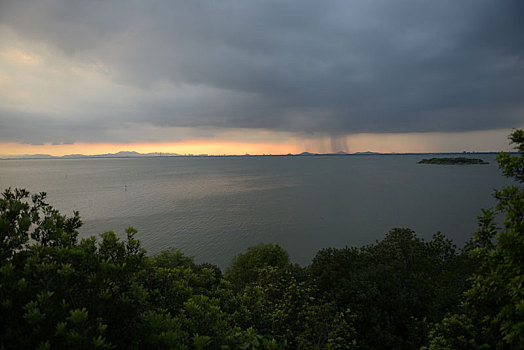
[0,109,115,144]
[1,0,523,143]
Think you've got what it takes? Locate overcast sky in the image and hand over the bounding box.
[0,0,523,154]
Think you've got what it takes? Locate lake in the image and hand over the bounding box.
[0,154,513,268]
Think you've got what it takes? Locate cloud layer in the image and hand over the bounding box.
[0,0,523,145]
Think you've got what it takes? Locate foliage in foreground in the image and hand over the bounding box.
[0,189,355,349]
[0,189,277,349]
[310,228,472,350]
[424,129,524,349]
[0,192,469,350]
[1,129,522,349]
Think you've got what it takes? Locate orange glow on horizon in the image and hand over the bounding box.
[0,140,308,157]
[0,129,514,158]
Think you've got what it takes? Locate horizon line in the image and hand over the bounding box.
[0,150,507,160]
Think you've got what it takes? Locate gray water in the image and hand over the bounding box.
[0,155,513,268]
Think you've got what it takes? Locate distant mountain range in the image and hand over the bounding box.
[0,151,181,160]
[0,150,502,160]
[62,151,183,158]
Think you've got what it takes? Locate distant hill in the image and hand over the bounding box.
[9,154,57,159]
[82,151,182,158]
[353,151,380,155]
[1,151,181,160]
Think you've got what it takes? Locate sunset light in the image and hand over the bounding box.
[0,129,514,158]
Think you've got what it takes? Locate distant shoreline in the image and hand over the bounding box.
[0,151,509,161]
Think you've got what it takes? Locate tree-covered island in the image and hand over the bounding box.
[418,157,489,165]
[1,130,522,349]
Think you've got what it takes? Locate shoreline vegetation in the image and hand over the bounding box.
[418,157,489,165]
[1,130,522,349]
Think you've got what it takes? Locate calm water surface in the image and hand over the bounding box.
[0,155,512,267]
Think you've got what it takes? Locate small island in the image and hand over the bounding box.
[418,157,489,165]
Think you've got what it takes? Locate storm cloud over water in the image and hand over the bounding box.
[0,0,523,145]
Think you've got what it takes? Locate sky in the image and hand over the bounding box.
[0,0,523,156]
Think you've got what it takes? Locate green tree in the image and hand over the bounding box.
[426,129,524,349]
[225,243,290,290]
[310,228,472,349]
[0,189,277,349]
[241,266,357,349]
[0,189,81,261]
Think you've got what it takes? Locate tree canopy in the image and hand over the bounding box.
[425,129,524,349]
